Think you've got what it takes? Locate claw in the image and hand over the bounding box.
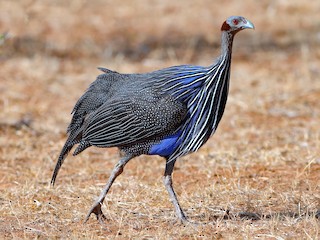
[84,202,106,224]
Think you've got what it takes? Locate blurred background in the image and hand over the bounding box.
[1,0,319,130]
[0,0,319,238]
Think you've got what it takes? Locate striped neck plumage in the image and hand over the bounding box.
[164,31,235,160]
[205,30,234,83]
[151,29,238,161]
[164,16,254,162]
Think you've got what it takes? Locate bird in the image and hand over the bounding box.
[51,16,254,224]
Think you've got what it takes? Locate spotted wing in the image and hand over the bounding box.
[80,94,187,148]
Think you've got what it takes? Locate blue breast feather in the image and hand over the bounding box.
[149,66,207,157]
[149,131,182,157]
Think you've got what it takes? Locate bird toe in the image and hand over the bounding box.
[84,202,106,224]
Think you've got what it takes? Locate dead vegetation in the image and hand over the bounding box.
[0,0,319,239]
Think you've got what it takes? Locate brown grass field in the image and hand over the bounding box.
[1,0,320,239]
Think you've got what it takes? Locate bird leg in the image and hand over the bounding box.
[84,155,132,224]
[163,174,188,223]
[163,159,188,223]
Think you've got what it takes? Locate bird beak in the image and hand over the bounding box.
[243,20,255,30]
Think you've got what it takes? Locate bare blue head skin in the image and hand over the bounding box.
[221,16,255,33]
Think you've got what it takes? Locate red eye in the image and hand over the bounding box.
[232,19,239,25]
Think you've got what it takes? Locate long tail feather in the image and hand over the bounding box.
[51,141,74,186]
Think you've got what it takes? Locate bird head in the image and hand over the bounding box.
[221,16,254,34]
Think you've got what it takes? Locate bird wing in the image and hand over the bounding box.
[81,93,187,148]
[67,70,120,135]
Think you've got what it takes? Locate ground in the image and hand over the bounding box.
[0,0,320,239]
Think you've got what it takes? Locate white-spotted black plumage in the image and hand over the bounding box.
[51,16,254,224]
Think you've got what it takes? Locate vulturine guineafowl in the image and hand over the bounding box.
[51,16,254,224]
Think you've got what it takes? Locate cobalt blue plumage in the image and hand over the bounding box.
[149,130,182,156]
[51,16,254,224]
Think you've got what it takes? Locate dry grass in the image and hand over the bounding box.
[1,0,320,239]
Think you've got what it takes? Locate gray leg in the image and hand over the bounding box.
[84,155,132,223]
[163,159,188,223]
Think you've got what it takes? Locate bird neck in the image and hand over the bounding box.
[220,31,234,57]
